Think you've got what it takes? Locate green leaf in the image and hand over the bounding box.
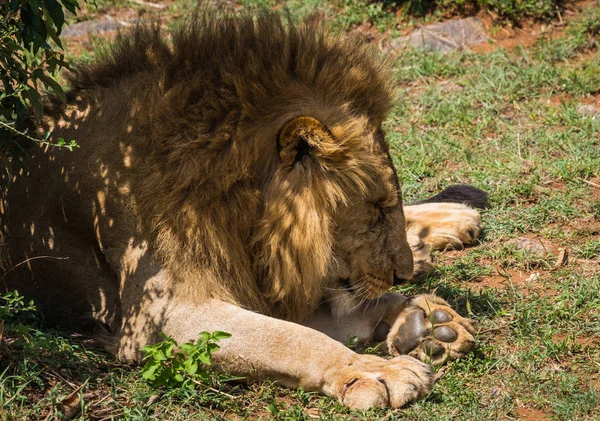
[158,332,172,342]
[180,343,196,354]
[38,73,66,103]
[154,350,167,361]
[60,0,80,15]
[198,332,211,341]
[43,10,63,49]
[212,331,232,340]
[207,342,220,353]
[184,359,198,375]
[44,0,65,35]
[142,362,159,380]
[23,87,43,122]
[198,352,211,366]
[164,342,174,358]
[266,403,279,415]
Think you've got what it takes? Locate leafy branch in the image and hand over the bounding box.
[1,0,81,163]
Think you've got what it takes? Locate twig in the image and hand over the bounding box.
[45,368,79,390]
[127,0,168,9]
[190,379,236,399]
[2,255,69,279]
[478,319,518,335]
[580,177,600,188]
[433,367,447,383]
[98,410,124,421]
[0,120,45,145]
[91,393,112,407]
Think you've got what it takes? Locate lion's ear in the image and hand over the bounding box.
[278,117,332,167]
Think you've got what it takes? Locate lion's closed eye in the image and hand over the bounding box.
[374,202,386,223]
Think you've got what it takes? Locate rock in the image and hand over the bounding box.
[577,104,599,118]
[389,17,488,54]
[509,237,547,255]
[62,19,125,38]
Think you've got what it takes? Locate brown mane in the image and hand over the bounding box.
[62,11,396,321]
[67,12,393,122]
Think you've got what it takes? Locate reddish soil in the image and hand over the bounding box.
[516,406,553,421]
[471,270,530,290]
[471,16,553,53]
[551,332,600,347]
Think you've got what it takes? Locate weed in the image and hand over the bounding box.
[141,331,233,390]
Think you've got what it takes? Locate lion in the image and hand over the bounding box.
[0,12,485,409]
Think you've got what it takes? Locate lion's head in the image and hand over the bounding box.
[254,114,414,320]
[64,11,414,322]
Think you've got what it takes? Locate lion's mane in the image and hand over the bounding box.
[64,12,396,321]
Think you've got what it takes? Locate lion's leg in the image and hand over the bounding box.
[131,298,432,410]
[109,269,431,410]
[305,292,475,365]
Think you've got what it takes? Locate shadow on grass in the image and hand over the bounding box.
[397,278,505,320]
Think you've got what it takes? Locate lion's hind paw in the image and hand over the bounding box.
[405,202,482,251]
[382,294,476,365]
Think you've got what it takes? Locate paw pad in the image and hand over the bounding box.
[373,322,390,343]
[422,339,444,357]
[384,298,476,365]
[433,326,457,342]
[431,309,453,323]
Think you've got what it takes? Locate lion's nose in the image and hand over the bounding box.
[393,272,410,286]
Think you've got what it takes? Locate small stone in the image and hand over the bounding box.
[62,19,125,38]
[577,104,599,118]
[509,237,547,255]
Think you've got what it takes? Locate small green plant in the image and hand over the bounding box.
[0,289,36,320]
[141,331,232,390]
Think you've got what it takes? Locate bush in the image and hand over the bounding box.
[0,0,80,169]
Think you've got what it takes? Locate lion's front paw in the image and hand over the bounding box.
[329,354,433,410]
[381,294,476,365]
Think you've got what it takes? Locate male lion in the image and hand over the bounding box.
[1,13,485,409]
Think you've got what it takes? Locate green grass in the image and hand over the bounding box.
[2,0,600,420]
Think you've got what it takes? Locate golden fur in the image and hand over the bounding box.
[1,12,482,409]
[52,12,402,322]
